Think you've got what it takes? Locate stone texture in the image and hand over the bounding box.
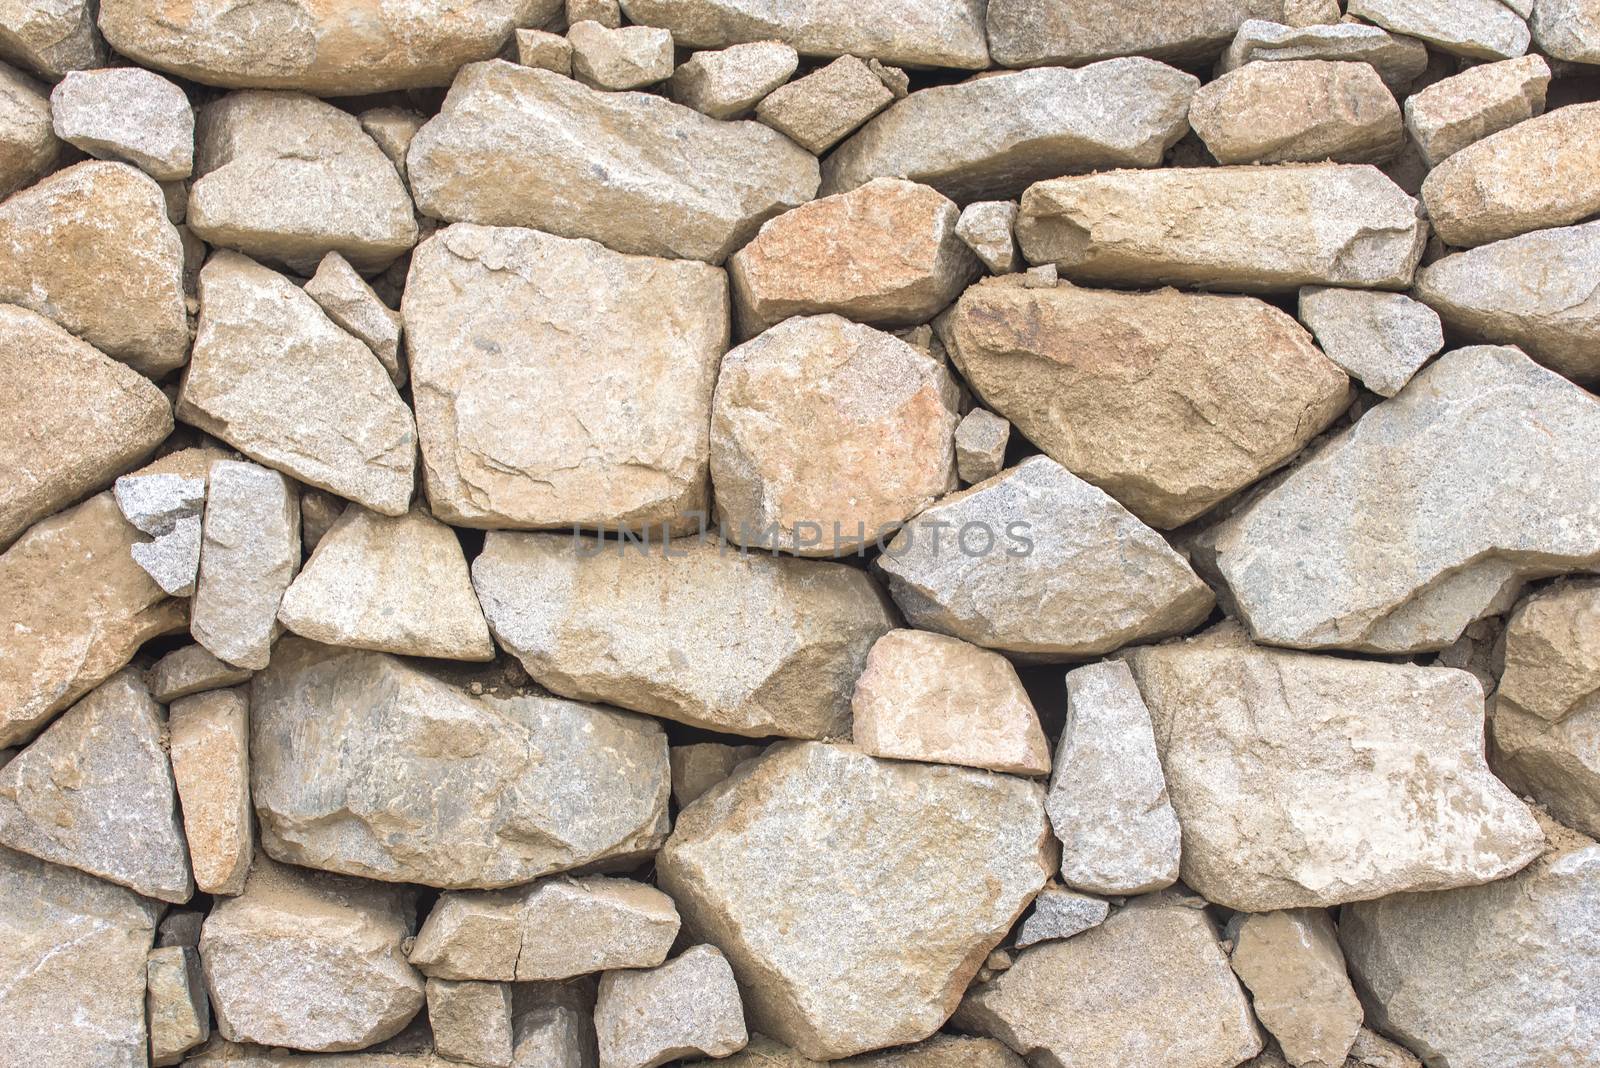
[1533,0,1600,61]
[1404,55,1550,167]
[669,41,799,120]
[695,1034,1031,1068]
[987,0,1310,66]
[671,743,764,808]
[429,979,513,1068]
[658,742,1052,1061]
[1347,0,1531,59]
[252,638,670,888]
[148,945,210,1066]
[1219,20,1431,91]
[1122,626,1546,910]
[511,982,598,1068]
[1017,164,1426,292]
[821,59,1198,203]
[954,409,1010,485]
[360,106,425,182]
[474,533,897,739]
[149,644,252,702]
[1196,346,1600,653]
[595,945,748,1068]
[0,60,57,200]
[516,28,574,74]
[50,67,193,180]
[1189,60,1403,165]
[305,251,405,387]
[1297,286,1444,396]
[1346,1030,1423,1068]
[570,21,674,91]
[403,224,727,532]
[1015,888,1110,949]
[756,55,893,155]
[940,278,1350,528]
[0,670,193,902]
[408,61,818,264]
[0,0,103,78]
[569,0,620,27]
[956,200,1019,274]
[184,1040,461,1066]
[191,460,301,671]
[115,471,207,597]
[169,687,253,897]
[179,252,418,515]
[1228,910,1363,1068]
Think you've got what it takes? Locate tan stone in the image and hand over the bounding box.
[0,0,104,78]
[1219,19,1430,92]
[756,55,893,155]
[1533,0,1600,62]
[515,28,573,74]
[1227,910,1363,1068]
[1404,55,1550,167]
[304,252,405,387]
[169,687,253,897]
[669,41,798,120]
[1190,60,1403,165]
[595,945,748,1068]
[147,945,210,1066]
[148,644,252,703]
[1347,0,1531,59]
[0,60,58,200]
[359,107,424,182]
[955,201,1019,275]
[670,743,764,808]
[570,21,674,91]
[428,979,513,1068]
[954,408,1010,485]
[988,0,1304,65]
[569,0,620,27]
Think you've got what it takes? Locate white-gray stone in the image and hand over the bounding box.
[1297,286,1444,396]
[954,408,1011,485]
[116,473,207,597]
[1348,0,1531,58]
[148,644,253,702]
[1219,19,1431,91]
[1532,0,1600,62]
[191,460,301,671]
[50,67,194,181]
[304,251,405,387]
[595,945,748,1068]
[956,201,1020,274]
[569,21,675,91]
[1015,888,1110,949]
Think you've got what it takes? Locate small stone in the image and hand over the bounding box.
[1347,0,1531,59]
[359,107,425,182]
[1015,888,1110,949]
[1227,910,1363,1068]
[515,28,574,74]
[1347,1029,1422,1068]
[511,982,597,1068]
[191,460,301,671]
[569,0,621,26]
[299,487,346,552]
[1020,263,1056,288]
[133,516,203,598]
[304,252,406,387]
[670,41,799,120]
[149,644,252,702]
[169,687,253,896]
[429,979,514,1068]
[756,55,893,155]
[0,60,58,200]
[954,409,1010,485]
[987,0,1301,66]
[50,68,193,181]
[671,743,764,808]
[1220,19,1431,92]
[596,945,748,1068]
[868,58,909,97]
[115,472,207,596]
[157,910,205,949]
[955,201,1020,275]
[851,629,1051,775]
[1189,60,1403,164]
[1532,0,1600,61]
[147,946,210,1067]
[1297,286,1444,396]
[1404,55,1550,167]
[569,21,674,91]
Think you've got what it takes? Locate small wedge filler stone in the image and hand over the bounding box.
[594,945,749,1068]
[1227,909,1363,1068]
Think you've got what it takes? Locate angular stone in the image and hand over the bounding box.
[955,897,1262,1068]
[191,460,301,671]
[409,61,818,264]
[851,629,1050,775]
[570,0,621,26]
[185,1039,462,1066]
[475,534,897,738]
[1220,20,1431,91]
[0,60,57,200]
[253,638,670,888]
[1228,910,1362,1068]
[148,945,210,1067]
[821,59,1197,203]
[1018,164,1426,292]
[179,252,418,515]
[0,670,193,902]
[511,982,598,1068]
[954,409,1010,485]
[300,486,346,552]
[1297,286,1444,396]
[699,1034,1031,1068]
[305,251,405,387]
[158,910,204,949]
[956,200,1019,274]
[429,979,513,1068]
[169,687,253,896]
[50,68,193,181]
[988,0,1308,66]
[1015,888,1110,949]
[941,278,1350,528]
[1533,0,1600,61]
[1123,627,1546,910]
[669,41,799,120]
[1197,346,1600,652]
[659,742,1052,1060]
[98,0,560,94]
[133,516,203,598]
[1346,1030,1423,1068]
[516,27,574,74]
[115,473,205,539]
[596,945,748,1068]
[570,21,674,91]
[1404,55,1550,168]
[1190,60,1403,165]
[671,743,764,808]
[201,855,425,1053]
[359,107,425,182]
[1347,0,1531,59]
[756,55,893,155]
[149,644,252,702]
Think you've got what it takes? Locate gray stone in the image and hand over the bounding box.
[359,107,425,183]
[429,979,513,1068]
[954,408,1010,485]
[1227,910,1362,1068]
[148,945,210,1066]
[169,687,253,896]
[0,59,58,200]
[1189,59,1404,165]
[304,252,405,387]
[1347,0,1531,59]
[671,743,764,808]
[569,0,621,27]
[149,644,252,702]
[133,516,203,598]
[1533,0,1600,62]
[191,460,301,671]
[987,0,1307,66]
[512,982,598,1068]
[756,55,893,155]
[595,945,748,1068]
[1015,888,1110,949]
[157,910,205,949]
[50,68,193,181]
[1298,286,1444,396]
[570,21,674,91]
[1219,19,1431,91]
[116,472,206,597]
[956,200,1019,274]
[669,41,799,120]
[1404,55,1550,167]
[300,487,346,552]
[0,0,104,78]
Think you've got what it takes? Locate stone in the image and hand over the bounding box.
[1412,221,1600,385]
[300,487,346,552]
[1014,888,1110,949]
[133,516,203,598]
[201,855,425,1052]
[671,743,764,807]
[304,252,405,387]
[115,472,207,596]
[169,687,253,896]
[1220,20,1431,92]
[569,0,621,27]
[710,316,960,554]
[0,845,160,1068]
[0,60,57,200]
[1198,346,1600,653]
[1227,910,1363,1068]
[954,897,1262,1068]
[1017,164,1426,292]
[1189,60,1403,164]
[0,0,103,78]
[1347,0,1531,59]
[189,92,418,274]
[403,224,727,531]
[669,41,799,120]
[516,28,574,74]
[429,979,513,1068]
[1404,55,1550,167]
[658,742,1052,1060]
[756,55,893,155]
[0,670,194,902]
[1421,101,1600,248]
[990,0,1300,65]
[98,0,560,94]
[850,629,1050,775]
[1341,837,1600,1068]
[50,68,193,181]
[731,180,979,335]
[409,61,818,264]
[1122,626,1546,910]
[359,107,425,182]
[859,1035,1033,1068]
[1533,0,1600,61]
[191,461,301,671]
[821,59,1198,203]
[253,638,670,888]
[278,505,494,661]
[1297,286,1444,396]
[570,21,674,91]
[158,910,204,950]
[411,875,680,981]
[148,945,210,1066]
[595,945,748,1068]
[184,1040,462,1066]
[0,161,189,377]
[149,644,252,702]
[1048,661,1181,895]
[179,252,418,515]
[954,409,1010,485]
[474,534,897,738]
[1347,1030,1422,1068]
[939,278,1351,528]
[511,982,598,1068]
[0,492,187,747]
[956,200,1019,274]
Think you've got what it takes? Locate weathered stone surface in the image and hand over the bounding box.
[409,61,818,264]
[1348,0,1530,59]
[360,106,425,182]
[671,743,764,808]
[940,279,1350,528]
[756,55,892,154]
[1220,20,1431,91]
[98,0,559,94]
[1190,60,1403,165]
[694,1034,1029,1068]
[1197,346,1600,653]
[50,67,193,181]
[149,644,251,703]
[0,60,57,200]
[169,687,253,897]
[821,60,1197,203]
[955,897,1262,1068]
[305,252,405,387]
[1228,910,1362,1068]
[669,41,798,120]
[1344,1030,1423,1068]
[658,742,1052,1060]
[569,21,674,91]
[1404,55,1550,167]
[475,534,897,738]
[0,845,160,1068]
[956,200,1019,274]
[201,855,425,1052]
[954,409,1010,485]
[429,979,513,1068]
[253,639,669,888]
[596,945,748,1068]
[158,910,204,949]
[134,515,203,597]
[191,460,301,671]
[1123,627,1545,910]
[851,629,1050,775]
[516,28,574,74]
[148,945,210,1066]
[0,670,193,902]
[570,0,621,26]
[1533,0,1600,61]
[1015,888,1110,949]
[987,0,1305,66]
[1298,286,1443,396]
[0,161,189,377]
[184,1039,460,1067]
[0,0,103,78]
[179,252,418,515]
[114,471,206,596]
[511,982,598,1068]
[1018,164,1426,292]
[404,224,726,532]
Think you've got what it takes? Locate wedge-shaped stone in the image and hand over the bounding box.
[821,60,1197,203]
[474,535,897,738]
[1123,627,1545,910]
[596,945,748,1068]
[987,0,1310,66]
[149,644,253,702]
[570,21,674,92]
[1404,55,1550,168]
[755,55,892,155]
[1018,164,1426,292]
[178,252,418,515]
[1198,346,1600,653]
[50,67,194,181]
[957,201,1019,275]
[403,224,727,532]
[1219,19,1430,92]
[1190,60,1403,165]
[98,0,559,94]
[1347,0,1530,59]
[429,979,513,1068]
[1227,910,1362,1068]
[1297,287,1443,397]
[1533,0,1600,62]
[408,61,818,264]
[169,688,253,897]
[191,461,300,671]
[1016,888,1109,949]
[148,944,210,1066]
[658,742,1053,1060]
[0,60,58,201]
[305,252,405,386]
[672,743,764,808]
[669,41,799,120]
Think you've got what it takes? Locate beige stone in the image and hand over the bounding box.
[429,979,513,1068]
[1219,19,1430,92]
[515,28,573,74]
[670,743,764,808]
[756,55,893,155]
[1404,55,1550,167]
[955,200,1019,275]
[149,644,252,702]
[1228,910,1363,1068]
[1190,60,1403,164]
[1347,0,1531,59]
[359,106,425,182]
[510,982,597,1068]
[0,60,57,200]
[1532,0,1600,62]
[954,409,1010,485]
[304,252,405,386]
[299,487,345,552]
[987,0,1303,66]
[50,67,194,181]
[1297,287,1443,397]
[147,945,210,1066]
[191,461,301,671]
[0,0,104,78]
[669,41,798,120]
[570,21,674,91]
[595,945,748,1068]
[169,687,253,896]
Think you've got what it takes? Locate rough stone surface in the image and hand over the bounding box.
[569,0,621,27]
[50,67,193,181]
[191,460,301,671]
[115,471,207,597]
[569,21,674,91]
[986,0,1305,66]
[1219,20,1431,91]
[595,945,748,1068]
[756,55,893,155]
[0,60,58,200]
[1347,0,1531,59]
[0,0,104,78]
[1404,55,1550,167]
[669,41,798,120]
[408,61,819,264]
[360,107,425,182]
[671,743,764,808]
[658,742,1053,1061]
[956,200,1019,274]
[305,252,405,387]
[510,982,598,1068]
[169,687,253,897]
[1015,888,1110,948]
[701,1034,1032,1068]
[954,409,1010,485]
[1228,910,1363,1068]
[516,28,573,74]
[1533,0,1600,61]
[429,979,513,1068]
[1297,286,1444,396]
[148,945,210,1066]
[1189,60,1403,165]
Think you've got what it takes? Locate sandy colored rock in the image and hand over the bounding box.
[570,0,620,27]
[149,644,252,702]
[570,21,674,91]
[515,27,574,74]
[1533,0,1600,61]
[659,742,1052,1060]
[305,251,405,386]
[756,55,893,155]
[429,980,513,1068]
[0,60,58,200]
[169,687,253,896]
[695,1034,1029,1068]
[50,68,193,181]
[0,0,103,78]
[190,460,301,671]
[956,200,1019,274]
[1189,60,1403,165]
[404,224,726,532]
[1297,286,1443,396]
[1228,910,1362,1068]
[596,945,748,1068]
[1404,55,1550,167]
[510,982,598,1068]
[408,61,818,264]
[1219,20,1431,91]
[954,409,1010,485]
[184,1039,461,1066]
[987,0,1307,66]
[1015,888,1110,949]
[672,743,764,808]
[148,945,210,1066]
[669,41,798,120]
[359,107,425,182]
[821,59,1197,203]
[1347,0,1530,58]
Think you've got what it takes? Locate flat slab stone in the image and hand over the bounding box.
[1403,54,1550,167]
[1347,0,1531,59]
[1015,888,1110,949]
[1189,59,1403,165]
[669,41,799,120]
[1219,19,1430,92]
[148,644,252,702]
[987,0,1312,66]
